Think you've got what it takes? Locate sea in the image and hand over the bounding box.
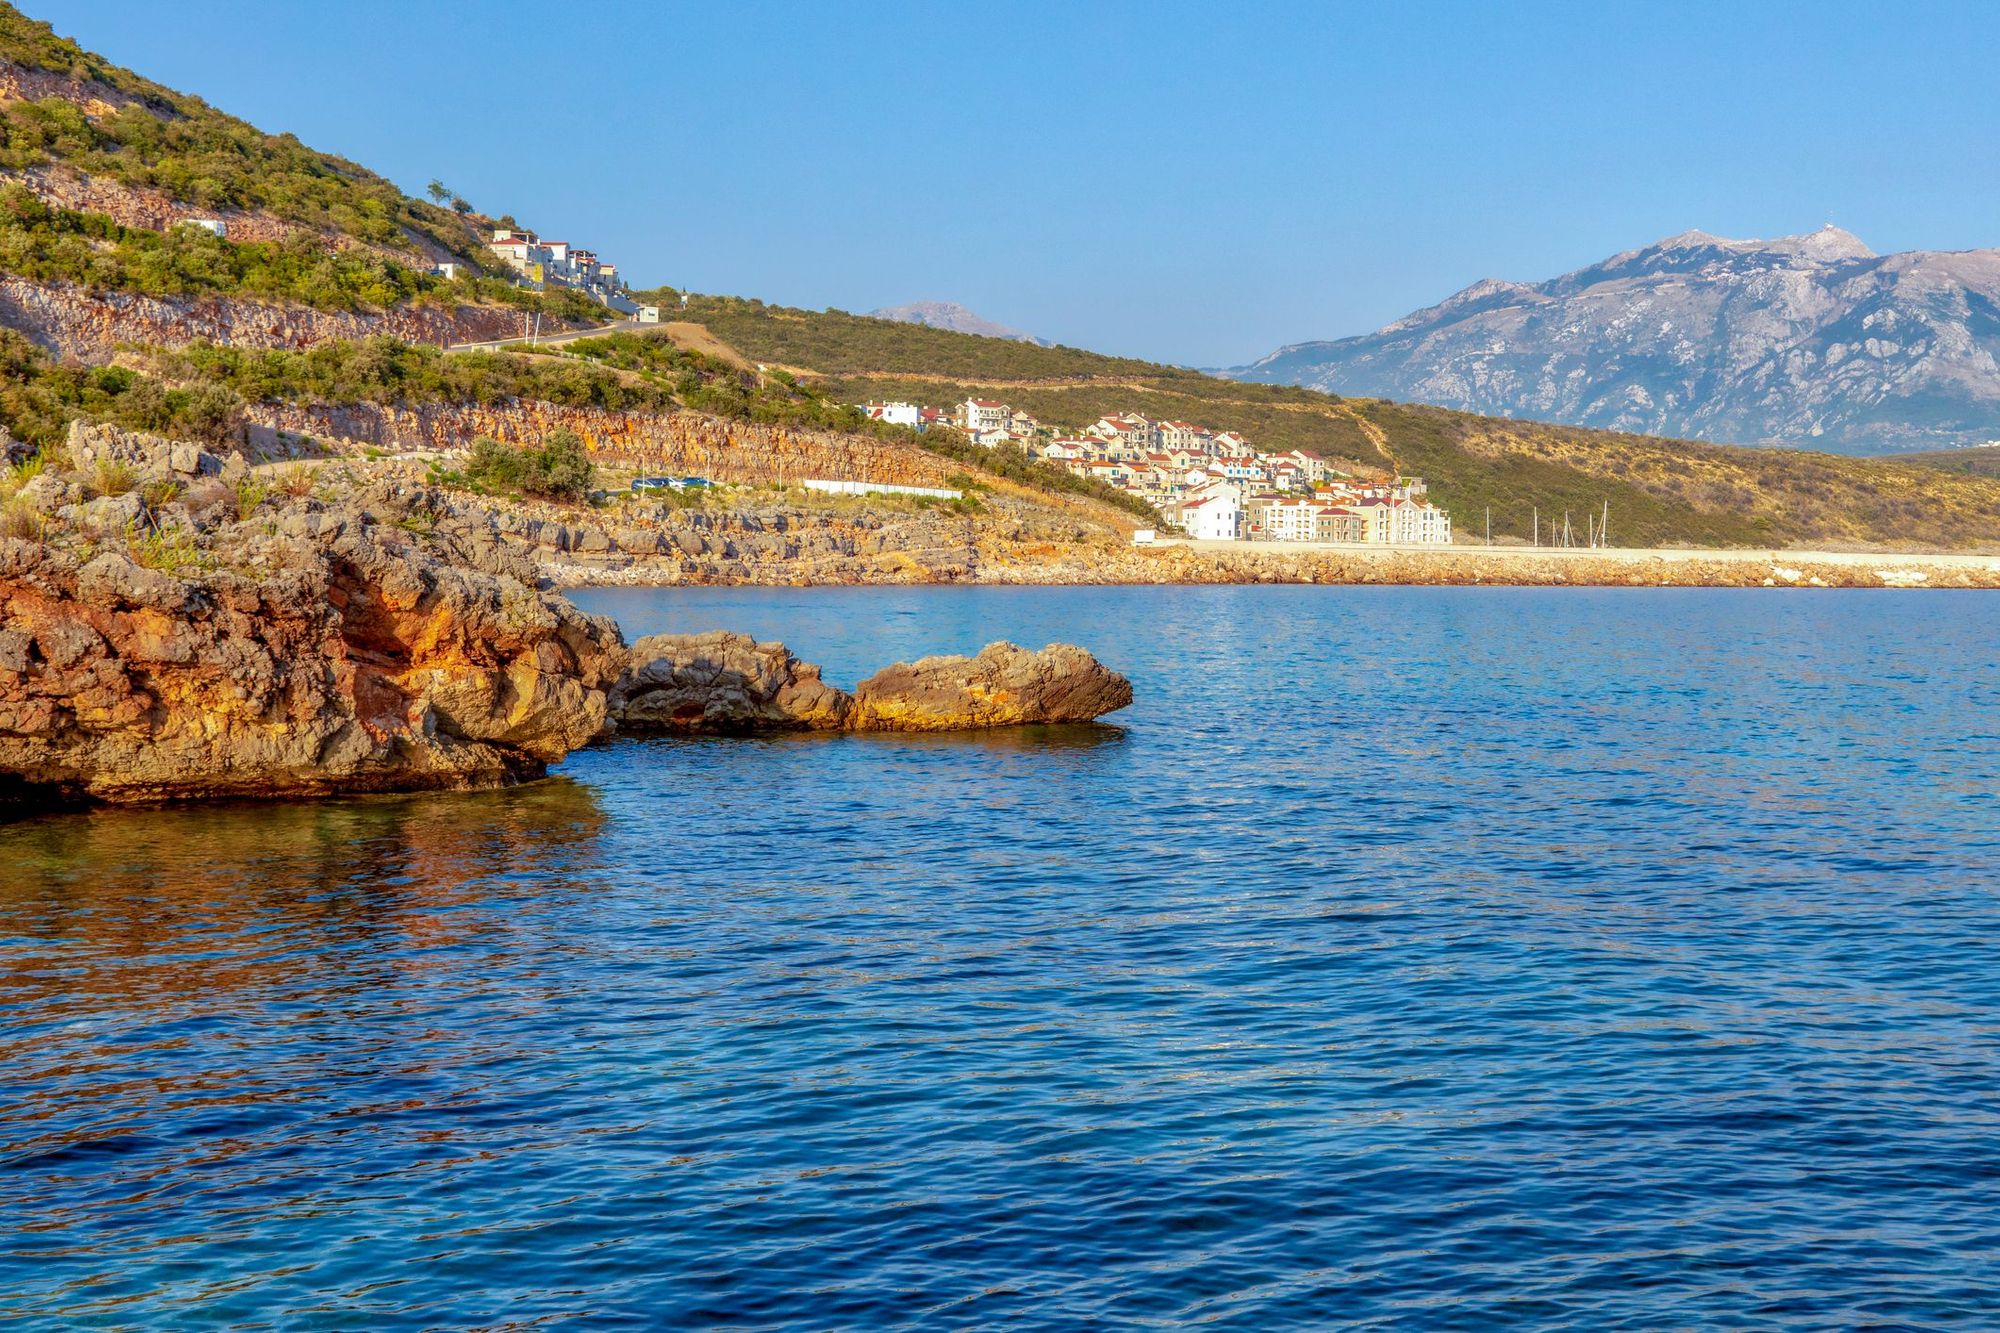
[4,585,1999,1328]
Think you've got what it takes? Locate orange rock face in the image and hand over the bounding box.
[0,518,625,807]
[609,634,1131,735]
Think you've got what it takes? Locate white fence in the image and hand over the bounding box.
[802,479,962,500]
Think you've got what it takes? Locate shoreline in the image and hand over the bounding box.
[545,540,2000,590]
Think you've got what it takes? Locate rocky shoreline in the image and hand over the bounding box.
[541,536,2000,591]
[0,424,1132,810]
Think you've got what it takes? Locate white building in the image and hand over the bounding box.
[862,401,923,428]
[1179,492,1243,540]
[960,398,1009,433]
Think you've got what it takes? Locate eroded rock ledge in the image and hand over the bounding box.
[608,631,1133,734]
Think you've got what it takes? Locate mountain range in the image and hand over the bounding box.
[1231,226,2000,454]
[867,301,1047,345]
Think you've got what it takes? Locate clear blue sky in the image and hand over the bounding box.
[43,0,2000,366]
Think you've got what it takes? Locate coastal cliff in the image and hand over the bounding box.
[0,424,624,804]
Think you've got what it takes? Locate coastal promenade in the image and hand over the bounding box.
[1168,538,2000,571]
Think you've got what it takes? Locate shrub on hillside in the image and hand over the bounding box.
[463,431,594,503]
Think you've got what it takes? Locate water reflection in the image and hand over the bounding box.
[6,587,2000,1327]
[604,721,1130,759]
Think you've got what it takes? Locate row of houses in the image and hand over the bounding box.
[1180,481,1454,545]
[486,228,654,316]
[857,397,1454,544]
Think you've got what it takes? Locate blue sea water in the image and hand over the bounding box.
[4,585,2000,1329]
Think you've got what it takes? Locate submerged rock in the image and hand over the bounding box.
[610,633,1131,734]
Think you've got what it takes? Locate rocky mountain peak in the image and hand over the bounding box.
[1232,228,2000,453]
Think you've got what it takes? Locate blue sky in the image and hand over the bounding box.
[44,0,2000,366]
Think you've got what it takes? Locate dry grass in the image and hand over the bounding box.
[1,498,42,540]
[89,457,137,498]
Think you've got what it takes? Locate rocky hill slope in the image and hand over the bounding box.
[1232,226,2000,454]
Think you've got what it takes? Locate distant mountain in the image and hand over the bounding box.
[1231,226,2000,453]
[868,301,1047,345]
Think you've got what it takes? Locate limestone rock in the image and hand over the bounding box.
[66,419,231,479]
[851,641,1134,731]
[0,497,624,807]
[608,631,850,733]
[610,635,1130,734]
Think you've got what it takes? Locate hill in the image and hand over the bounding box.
[0,4,610,348]
[1231,226,2000,455]
[868,301,1047,345]
[671,296,2000,549]
[0,5,479,262]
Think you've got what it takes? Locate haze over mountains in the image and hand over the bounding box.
[867,301,1047,346]
[1231,226,2000,454]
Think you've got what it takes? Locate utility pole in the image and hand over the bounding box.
[1533,505,1539,547]
[1484,505,1491,546]
[1602,500,1610,549]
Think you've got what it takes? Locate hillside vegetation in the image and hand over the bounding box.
[0,6,611,321]
[0,5,479,261]
[1904,446,2000,479]
[669,298,2000,549]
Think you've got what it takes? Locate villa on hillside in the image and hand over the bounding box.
[486,228,635,311]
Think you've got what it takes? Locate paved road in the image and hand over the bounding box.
[447,317,654,352]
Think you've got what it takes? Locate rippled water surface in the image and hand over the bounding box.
[6,586,2000,1328]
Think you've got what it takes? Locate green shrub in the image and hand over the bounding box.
[463,430,595,503]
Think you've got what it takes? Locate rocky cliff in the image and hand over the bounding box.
[0,425,623,806]
[1234,226,2000,453]
[0,278,534,362]
[0,422,1143,808]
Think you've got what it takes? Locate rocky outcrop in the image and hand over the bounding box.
[0,165,322,250]
[0,61,148,118]
[609,632,852,732]
[847,642,1134,731]
[0,278,540,363]
[0,434,624,806]
[610,633,1131,734]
